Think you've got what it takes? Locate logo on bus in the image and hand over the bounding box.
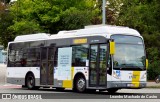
[129,75,138,79]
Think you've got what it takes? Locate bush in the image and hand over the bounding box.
[147,62,160,80]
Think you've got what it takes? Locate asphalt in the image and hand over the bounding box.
[0,64,160,87]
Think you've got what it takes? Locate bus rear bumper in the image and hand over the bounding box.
[107,81,147,89]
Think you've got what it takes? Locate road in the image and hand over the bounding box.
[0,87,160,102]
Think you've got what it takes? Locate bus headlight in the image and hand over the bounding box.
[113,71,120,79]
[141,72,146,79]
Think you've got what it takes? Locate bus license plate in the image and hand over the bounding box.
[127,84,135,87]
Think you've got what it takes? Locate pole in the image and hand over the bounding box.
[4,0,5,4]
[102,0,106,24]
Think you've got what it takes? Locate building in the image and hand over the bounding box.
[0,45,7,64]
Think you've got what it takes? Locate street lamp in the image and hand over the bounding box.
[102,0,106,24]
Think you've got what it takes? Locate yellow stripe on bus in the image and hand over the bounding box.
[132,71,140,87]
[62,80,72,88]
[62,67,74,88]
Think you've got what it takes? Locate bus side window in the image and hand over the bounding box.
[54,48,58,67]
[72,45,89,66]
[8,49,16,67]
[26,48,40,67]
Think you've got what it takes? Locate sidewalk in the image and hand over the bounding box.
[0,64,6,85]
[147,81,160,87]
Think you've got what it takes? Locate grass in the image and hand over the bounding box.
[146,86,160,88]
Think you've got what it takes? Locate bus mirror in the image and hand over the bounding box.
[110,41,115,55]
[146,59,148,69]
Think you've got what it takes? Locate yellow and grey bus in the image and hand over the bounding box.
[7,25,148,93]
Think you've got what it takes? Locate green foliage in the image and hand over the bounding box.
[147,47,160,80]
[0,0,99,47]
[8,20,43,35]
[93,0,123,24]
[59,7,93,30]
[0,3,14,48]
[0,12,14,48]
[117,0,160,80]
[9,0,97,34]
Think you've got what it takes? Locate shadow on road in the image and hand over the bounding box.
[18,87,143,95]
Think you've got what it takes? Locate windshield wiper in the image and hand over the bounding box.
[130,66,145,70]
[114,65,145,70]
[125,65,145,70]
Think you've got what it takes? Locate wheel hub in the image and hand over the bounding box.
[78,79,85,89]
[28,76,34,86]
[156,78,159,83]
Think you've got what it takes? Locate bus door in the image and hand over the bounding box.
[40,47,55,85]
[89,44,107,87]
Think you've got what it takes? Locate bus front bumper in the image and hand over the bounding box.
[107,81,147,89]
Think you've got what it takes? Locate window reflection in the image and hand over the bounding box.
[114,44,145,68]
[111,35,145,69]
[8,41,44,67]
[72,45,89,66]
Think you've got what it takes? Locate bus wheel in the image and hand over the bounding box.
[26,73,39,90]
[107,88,119,93]
[75,76,86,92]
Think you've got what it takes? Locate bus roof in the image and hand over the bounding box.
[13,25,141,42]
[50,25,140,39]
[14,33,50,42]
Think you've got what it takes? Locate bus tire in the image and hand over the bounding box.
[75,76,86,93]
[26,73,39,90]
[107,88,119,93]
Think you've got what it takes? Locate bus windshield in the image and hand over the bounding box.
[111,35,145,70]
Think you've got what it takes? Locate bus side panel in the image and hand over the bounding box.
[73,67,89,88]
[53,67,89,88]
[7,67,40,86]
[107,70,147,89]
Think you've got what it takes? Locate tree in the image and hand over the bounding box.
[0,2,14,48]
[0,0,10,4]
[92,0,123,24]
[9,0,98,34]
[117,0,160,80]
[0,0,100,47]
[0,0,125,48]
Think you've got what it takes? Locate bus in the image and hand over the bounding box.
[7,25,148,93]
